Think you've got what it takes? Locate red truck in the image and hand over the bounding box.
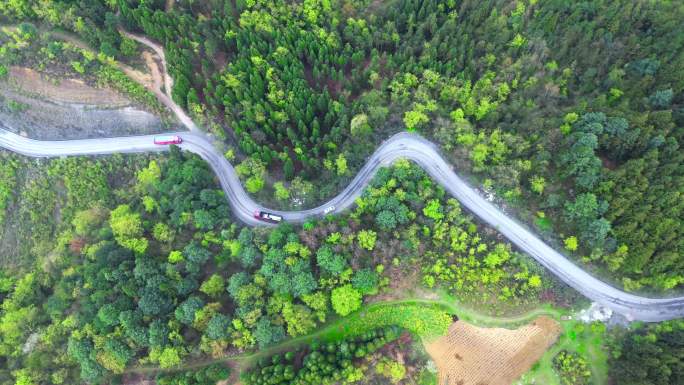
[154,135,183,145]
[254,210,283,223]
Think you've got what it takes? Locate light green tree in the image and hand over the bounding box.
[530,176,546,195]
[281,302,316,336]
[158,347,181,368]
[152,222,173,242]
[375,359,407,383]
[200,274,225,298]
[136,160,161,191]
[422,199,444,221]
[403,110,429,131]
[331,285,362,316]
[245,176,265,193]
[350,113,372,136]
[109,205,147,254]
[168,250,184,264]
[528,275,542,288]
[336,153,348,176]
[357,230,377,251]
[273,182,290,201]
[13,369,36,385]
[564,236,579,251]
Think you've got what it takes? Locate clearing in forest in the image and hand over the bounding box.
[6,66,130,106]
[425,316,560,385]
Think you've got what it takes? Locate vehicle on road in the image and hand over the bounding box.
[254,210,283,223]
[154,135,182,145]
[323,205,336,214]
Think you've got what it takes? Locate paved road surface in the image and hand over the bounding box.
[1,128,683,322]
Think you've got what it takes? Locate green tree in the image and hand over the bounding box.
[273,182,290,201]
[175,297,205,325]
[138,287,171,317]
[281,302,316,336]
[610,321,684,385]
[357,230,377,251]
[316,246,348,276]
[253,317,286,349]
[148,320,169,347]
[422,199,444,221]
[97,304,120,327]
[331,285,362,316]
[158,347,182,369]
[109,204,147,254]
[200,275,225,298]
[352,269,379,295]
[564,236,579,251]
[205,314,232,340]
[554,351,590,385]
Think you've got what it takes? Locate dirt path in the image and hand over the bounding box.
[425,316,561,385]
[120,30,174,97]
[119,30,201,133]
[143,51,163,92]
[16,24,199,134]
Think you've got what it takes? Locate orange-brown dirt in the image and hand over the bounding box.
[424,316,560,385]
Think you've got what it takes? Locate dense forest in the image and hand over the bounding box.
[0,146,551,384]
[609,320,684,385]
[2,0,681,292]
[1,0,684,384]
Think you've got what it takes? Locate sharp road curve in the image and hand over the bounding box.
[2,128,683,322]
[2,30,682,322]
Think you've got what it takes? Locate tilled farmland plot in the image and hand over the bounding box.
[425,316,560,385]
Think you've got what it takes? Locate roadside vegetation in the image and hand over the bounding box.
[0,148,561,385]
[3,0,682,293]
[1,1,683,385]
[0,150,154,270]
[3,147,679,385]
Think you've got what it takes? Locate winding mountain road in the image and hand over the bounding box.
[2,128,683,322]
[1,31,682,323]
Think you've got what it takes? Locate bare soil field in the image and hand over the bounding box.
[425,316,560,385]
[0,66,168,140]
[6,66,130,106]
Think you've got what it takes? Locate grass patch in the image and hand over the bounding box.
[535,215,553,232]
[516,319,608,385]
[321,301,454,341]
[435,290,564,328]
[128,300,454,374]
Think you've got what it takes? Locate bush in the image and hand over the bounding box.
[553,350,591,385]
